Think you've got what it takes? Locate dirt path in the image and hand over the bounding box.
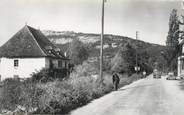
[70,74,184,115]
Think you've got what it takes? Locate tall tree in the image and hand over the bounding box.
[165,9,180,73]
[166,9,179,47]
[111,43,136,76]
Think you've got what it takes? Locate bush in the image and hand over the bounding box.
[0,78,22,111]
[71,61,98,77]
[35,66,114,114]
[0,63,140,114]
[0,78,43,113]
[31,68,68,83]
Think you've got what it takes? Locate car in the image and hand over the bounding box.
[179,75,184,80]
[176,76,182,80]
[166,72,176,80]
[155,74,161,79]
[153,69,161,79]
[175,75,184,80]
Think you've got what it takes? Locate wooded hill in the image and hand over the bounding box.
[42,30,166,73]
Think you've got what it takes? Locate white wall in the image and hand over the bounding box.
[178,56,184,76]
[178,57,181,76]
[182,44,184,54]
[0,57,46,80]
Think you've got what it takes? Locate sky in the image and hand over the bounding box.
[0,0,182,46]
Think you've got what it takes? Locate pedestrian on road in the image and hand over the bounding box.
[112,72,120,91]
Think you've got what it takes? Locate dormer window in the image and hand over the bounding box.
[45,46,53,54]
[14,59,19,67]
[54,48,61,55]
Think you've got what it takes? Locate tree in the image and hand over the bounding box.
[69,39,89,65]
[166,9,179,47]
[137,50,152,73]
[165,9,180,73]
[111,43,136,76]
[161,47,178,73]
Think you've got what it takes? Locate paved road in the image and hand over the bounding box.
[70,74,184,115]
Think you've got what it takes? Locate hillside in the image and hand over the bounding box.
[42,30,166,60]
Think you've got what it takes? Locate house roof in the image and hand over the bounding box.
[0,25,69,59]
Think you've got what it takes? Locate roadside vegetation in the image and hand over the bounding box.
[0,36,159,114]
[0,62,142,114]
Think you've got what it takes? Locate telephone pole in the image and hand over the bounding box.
[100,0,105,83]
[136,31,139,73]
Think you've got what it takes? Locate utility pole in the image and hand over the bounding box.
[100,0,105,84]
[136,31,139,74]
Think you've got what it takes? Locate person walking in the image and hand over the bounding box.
[112,72,120,91]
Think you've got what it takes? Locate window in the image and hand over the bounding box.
[14,59,19,67]
[58,61,62,68]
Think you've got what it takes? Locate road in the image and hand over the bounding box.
[70,74,184,115]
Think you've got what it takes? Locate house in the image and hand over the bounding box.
[0,25,70,80]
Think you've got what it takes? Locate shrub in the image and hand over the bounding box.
[31,69,52,83]
[71,61,98,77]
[0,78,23,110]
[19,81,44,113]
[0,62,140,114]
[0,78,44,113]
[35,70,114,114]
[31,68,68,83]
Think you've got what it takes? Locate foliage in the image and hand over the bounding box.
[137,50,153,73]
[0,62,141,114]
[164,9,180,72]
[53,31,167,73]
[160,47,175,70]
[0,78,22,111]
[71,61,98,77]
[31,68,68,83]
[69,39,89,65]
[164,9,181,74]
[33,71,113,114]
[166,9,179,47]
[111,43,136,75]
[0,78,43,113]
[54,32,166,67]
